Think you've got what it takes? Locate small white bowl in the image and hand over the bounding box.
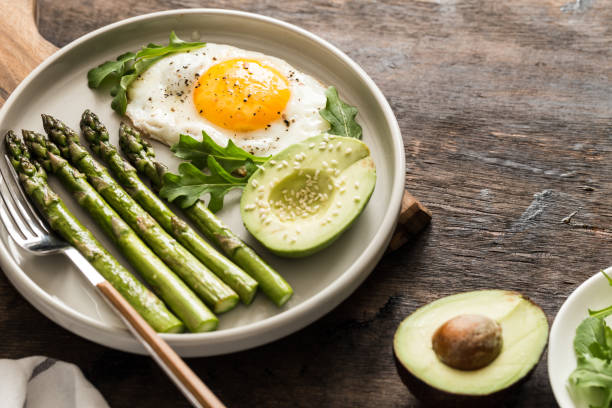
[548,266,612,407]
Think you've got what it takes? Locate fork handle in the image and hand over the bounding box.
[96,281,225,408]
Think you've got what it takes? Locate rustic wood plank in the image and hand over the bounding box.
[0,0,610,407]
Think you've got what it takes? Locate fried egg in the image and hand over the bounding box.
[125,43,330,156]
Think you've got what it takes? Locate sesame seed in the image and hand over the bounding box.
[270,160,277,165]
[323,135,330,142]
[340,187,346,194]
[345,148,352,155]
[289,237,296,244]
[328,184,333,191]
[309,143,315,149]
[251,179,259,188]
[354,196,361,203]
[354,181,359,189]
[331,159,338,166]
[322,161,329,168]
[332,211,339,217]
[334,169,341,177]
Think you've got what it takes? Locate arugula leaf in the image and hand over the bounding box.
[171,132,268,176]
[171,131,269,168]
[570,272,612,408]
[319,86,362,139]
[603,270,612,285]
[590,305,612,320]
[575,317,609,357]
[87,52,136,88]
[569,354,612,408]
[159,157,247,212]
[87,31,205,115]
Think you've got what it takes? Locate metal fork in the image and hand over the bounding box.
[0,154,225,408]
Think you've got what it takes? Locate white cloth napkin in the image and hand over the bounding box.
[0,356,109,408]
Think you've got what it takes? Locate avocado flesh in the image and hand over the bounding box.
[241,134,376,257]
[393,290,548,396]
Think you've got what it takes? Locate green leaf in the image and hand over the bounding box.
[319,86,362,139]
[159,158,247,212]
[590,305,612,320]
[575,317,608,358]
[87,31,206,115]
[570,316,612,407]
[569,354,612,408]
[87,52,136,88]
[110,55,165,115]
[171,132,268,175]
[603,270,612,286]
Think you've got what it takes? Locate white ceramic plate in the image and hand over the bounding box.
[0,9,405,356]
[548,266,612,407]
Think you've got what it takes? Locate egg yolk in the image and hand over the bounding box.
[193,59,290,132]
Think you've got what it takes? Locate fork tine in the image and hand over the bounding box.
[3,155,50,235]
[0,162,31,243]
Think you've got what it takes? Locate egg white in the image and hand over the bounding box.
[125,43,330,156]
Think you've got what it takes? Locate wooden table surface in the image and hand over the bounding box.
[1,0,611,406]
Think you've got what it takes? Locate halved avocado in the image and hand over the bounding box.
[241,134,376,257]
[393,290,548,407]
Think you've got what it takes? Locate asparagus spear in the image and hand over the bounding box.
[5,131,184,333]
[41,114,239,313]
[22,130,218,332]
[80,111,258,305]
[119,123,294,307]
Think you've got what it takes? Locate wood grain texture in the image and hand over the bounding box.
[0,0,55,101]
[0,0,611,407]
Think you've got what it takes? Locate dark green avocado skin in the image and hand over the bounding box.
[392,349,541,407]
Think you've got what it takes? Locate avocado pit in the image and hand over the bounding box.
[392,290,549,407]
[432,314,502,371]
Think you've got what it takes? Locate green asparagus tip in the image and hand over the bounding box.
[41,114,80,149]
[6,131,46,180]
[80,110,110,146]
[119,122,142,151]
[5,130,27,160]
[22,129,63,173]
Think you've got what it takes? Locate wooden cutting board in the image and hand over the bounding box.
[0,0,431,250]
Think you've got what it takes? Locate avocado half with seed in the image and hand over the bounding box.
[241,133,376,257]
[393,290,548,407]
